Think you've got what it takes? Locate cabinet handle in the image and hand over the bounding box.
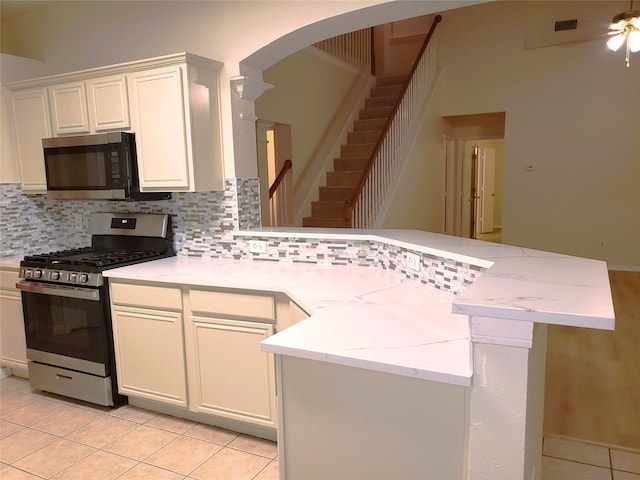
[56,374,73,380]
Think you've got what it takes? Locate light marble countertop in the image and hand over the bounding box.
[104,255,472,386]
[0,255,23,268]
[104,229,615,388]
[238,228,616,329]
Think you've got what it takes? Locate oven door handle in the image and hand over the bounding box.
[16,281,101,302]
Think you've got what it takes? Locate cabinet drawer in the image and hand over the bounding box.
[0,269,19,290]
[110,282,182,310]
[189,289,275,322]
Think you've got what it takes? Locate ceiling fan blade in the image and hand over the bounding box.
[607,33,626,51]
[629,30,640,52]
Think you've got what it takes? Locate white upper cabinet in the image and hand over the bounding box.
[10,88,51,193]
[48,76,130,135]
[86,75,130,131]
[128,58,224,192]
[48,81,90,135]
[128,66,189,190]
[8,53,224,193]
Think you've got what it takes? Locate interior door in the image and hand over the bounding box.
[444,137,456,235]
[478,147,496,234]
[458,138,502,240]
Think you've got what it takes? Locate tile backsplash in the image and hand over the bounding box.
[0,179,260,257]
[231,234,484,294]
[1,179,485,294]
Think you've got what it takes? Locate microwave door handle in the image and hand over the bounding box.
[16,281,101,301]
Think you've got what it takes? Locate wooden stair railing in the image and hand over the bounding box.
[269,159,292,199]
[343,14,442,228]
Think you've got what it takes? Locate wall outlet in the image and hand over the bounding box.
[249,240,268,254]
[74,214,83,230]
[406,252,421,272]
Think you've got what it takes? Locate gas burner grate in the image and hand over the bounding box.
[80,250,165,267]
[23,248,168,270]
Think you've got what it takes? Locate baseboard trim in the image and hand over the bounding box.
[608,265,640,272]
[543,432,640,454]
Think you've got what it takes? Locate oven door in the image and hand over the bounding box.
[17,280,110,376]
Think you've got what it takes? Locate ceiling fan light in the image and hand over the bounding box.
[629,29,640,52]
[607,33,626,51]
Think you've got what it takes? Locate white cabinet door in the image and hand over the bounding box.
[86,75,130,131]
[48,82,90,135]
[10,88,51,192]
[128,66,190,190]
[186,316,277,428]
[112,305,187,407]
[0,268,28,372]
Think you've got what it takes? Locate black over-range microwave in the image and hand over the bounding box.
[42,132,170,201]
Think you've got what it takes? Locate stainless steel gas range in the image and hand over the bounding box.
[16,212,174,406]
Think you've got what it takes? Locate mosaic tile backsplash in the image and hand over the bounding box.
[1,180,485,294]
[0,179,260,257]
[231,235,485,294]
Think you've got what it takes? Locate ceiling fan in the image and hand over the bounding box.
[607,0,640,67]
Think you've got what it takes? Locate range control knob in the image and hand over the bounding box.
[50,271,61,280]
[78,274,89,284]
[34,270,43,279]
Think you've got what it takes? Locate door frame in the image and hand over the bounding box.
[453,135,503,239]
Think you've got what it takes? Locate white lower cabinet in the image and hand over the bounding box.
[0,267,28,373]
[186,316,276,427]
[109,281,297,431]
[110,283,187,407]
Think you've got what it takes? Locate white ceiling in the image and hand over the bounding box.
[1,1,65,21]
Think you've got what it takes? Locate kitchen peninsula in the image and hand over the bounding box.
[103,228,615,480]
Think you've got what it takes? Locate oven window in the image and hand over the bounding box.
[45,146,108,189]
[21,290,109,365]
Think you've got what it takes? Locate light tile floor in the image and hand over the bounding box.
[2,376,640,479]
[0,376,278,479]
[542,435,640,480]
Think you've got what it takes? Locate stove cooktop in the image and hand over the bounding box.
[23,247,168,271]
[19,213,174,285]
[20,247,173,287]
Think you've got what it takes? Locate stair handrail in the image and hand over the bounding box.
[344,14,442,228]
[269,159,293,199]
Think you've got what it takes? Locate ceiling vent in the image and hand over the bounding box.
[554,19,578,32]
[525,2,627,50]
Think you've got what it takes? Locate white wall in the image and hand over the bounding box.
[381,1,638,267]
[437,1,640,267]
[256,48,363,210]
[380,76,452,232]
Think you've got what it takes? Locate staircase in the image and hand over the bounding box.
[302,75,407,228]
